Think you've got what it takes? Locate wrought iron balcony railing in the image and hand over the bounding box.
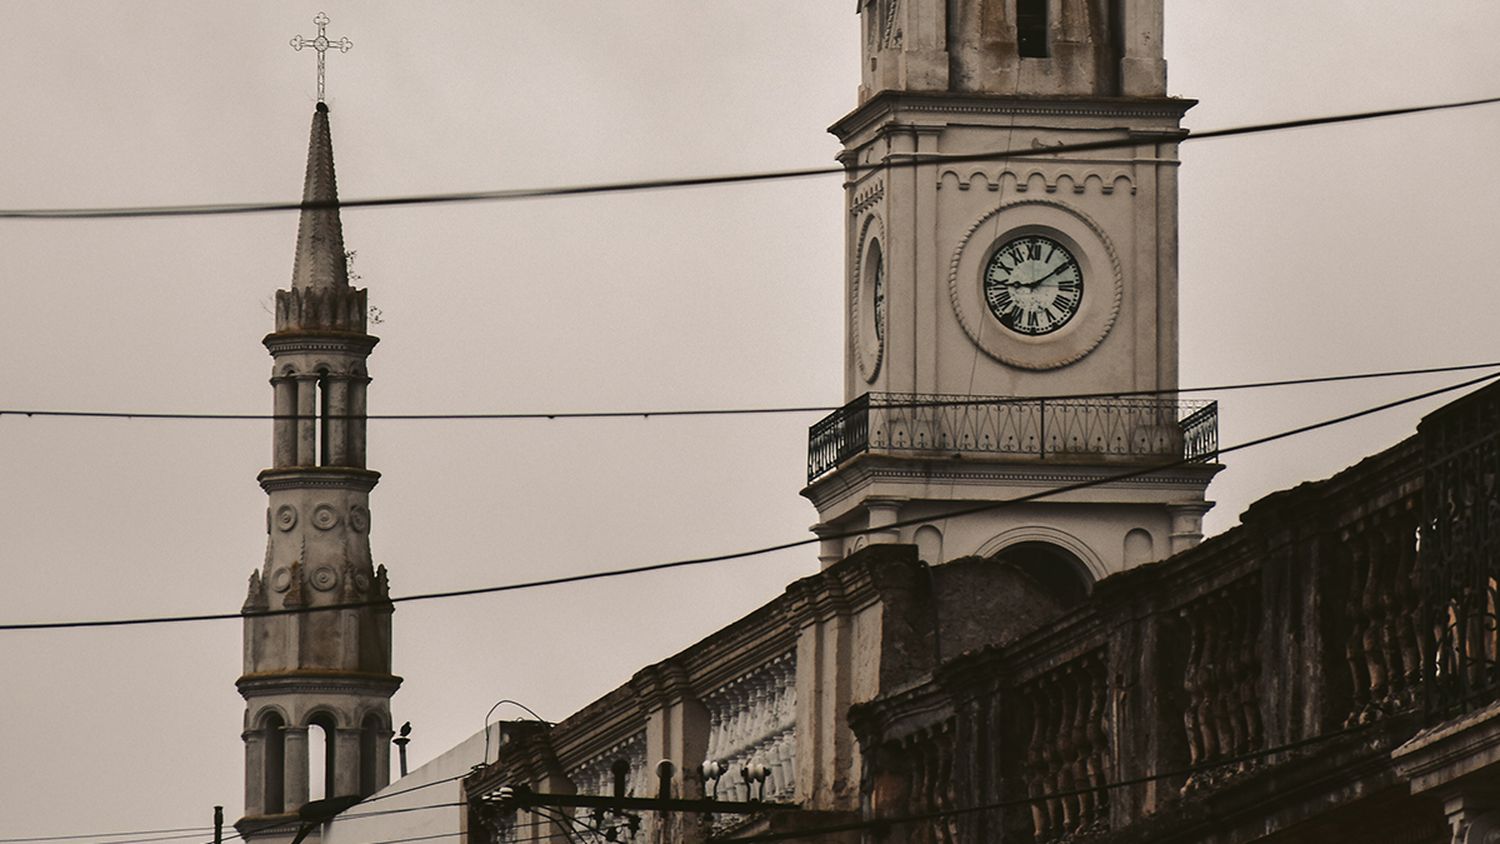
[807,392,1218,483]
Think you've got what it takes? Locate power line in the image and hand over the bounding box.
[0,830,212,844]
[1,360,1495,424]
[1,370,1490,634]
[3,95,1497,221]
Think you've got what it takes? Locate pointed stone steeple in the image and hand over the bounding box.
[274,103,366,334]
[290,101,348,291]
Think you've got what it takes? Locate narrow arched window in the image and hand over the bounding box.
[316,370,331,466]
[1018,0,1049,57]
[309,714,337,800]
[263,712,286,814]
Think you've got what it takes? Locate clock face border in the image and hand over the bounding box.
[853,213,885,383]
[947,199,1122,371]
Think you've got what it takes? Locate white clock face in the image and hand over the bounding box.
[982,234,1083,336]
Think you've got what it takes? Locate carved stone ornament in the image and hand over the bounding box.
[312,503,340,530]
[275,505,298,532]
[310,565,340,592]
[349,504,370,533]
[354,571,372,593]
[270,567,293,593]
[947,198,1122,370]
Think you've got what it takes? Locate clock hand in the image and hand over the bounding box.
[1029,261,1075,287]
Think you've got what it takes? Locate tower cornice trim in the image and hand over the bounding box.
[237,669,403,697]
[830,92,1196,143]
[257,467,380,492]
[263,331,379,356]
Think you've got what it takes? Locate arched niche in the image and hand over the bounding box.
[977,527,1101,609]
[1124,528,1155,566]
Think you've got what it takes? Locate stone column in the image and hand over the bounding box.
[327,377,350,466]
[273,377,297,468]
[243,729,266,816]
[812,523,844,570]
[334,728,361,797]
[283,726,310,809]
[374,726,393,791]
[1167,503,1212,554]
[296,378,317,467]
[866,498,904,544]
[349,378,369,468]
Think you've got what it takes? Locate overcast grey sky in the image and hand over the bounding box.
[3,1,1500,839]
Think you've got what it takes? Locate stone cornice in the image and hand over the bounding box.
[803,451,1222,512]
[1392,700,1500,795]
[830,91,1196,143]
[236,669,402,697]
[544,686,649,771]
[258,466,380,493]
[630,660,697,714]
[847,676,953,742]
[263,330,379,356]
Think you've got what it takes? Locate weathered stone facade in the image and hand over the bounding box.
[847,380,1500,844]
[464,380,1500,844]
[465,542,1082,842]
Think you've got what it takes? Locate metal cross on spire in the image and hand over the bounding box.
[289,12,352,102]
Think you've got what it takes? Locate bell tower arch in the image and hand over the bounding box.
[236,102,399,841]
[806,0,1219,576]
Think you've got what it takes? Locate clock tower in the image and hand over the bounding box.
[805,0,1219,592]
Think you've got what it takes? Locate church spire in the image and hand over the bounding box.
[290,102,348,291]
[238,98,397,840]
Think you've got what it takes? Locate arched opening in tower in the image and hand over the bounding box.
[261,711,286,814]
[316,369,331,467]
[992,541,1093,609]
[308,713,337,801]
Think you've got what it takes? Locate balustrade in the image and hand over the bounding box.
[1422,384,1500,719]
[703,652,797,817]
[1337,503,1424,725]
[566,732,655,841]
[807,393,1216,482]
[1177,576,1263,791]
[1013,649,1110,843]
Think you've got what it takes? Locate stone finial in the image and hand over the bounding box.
[284,561,306,608]
[289,103,349,291]
[243,570,268,612]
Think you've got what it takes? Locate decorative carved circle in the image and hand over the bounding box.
[349,504,370,533]
[312,504,340,531]
[947,199,1122,370]
[852,211,886,383]
[354,571,372,593]
[310,566,339,592]
[275,505,298,532]
[270,567,293,593]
